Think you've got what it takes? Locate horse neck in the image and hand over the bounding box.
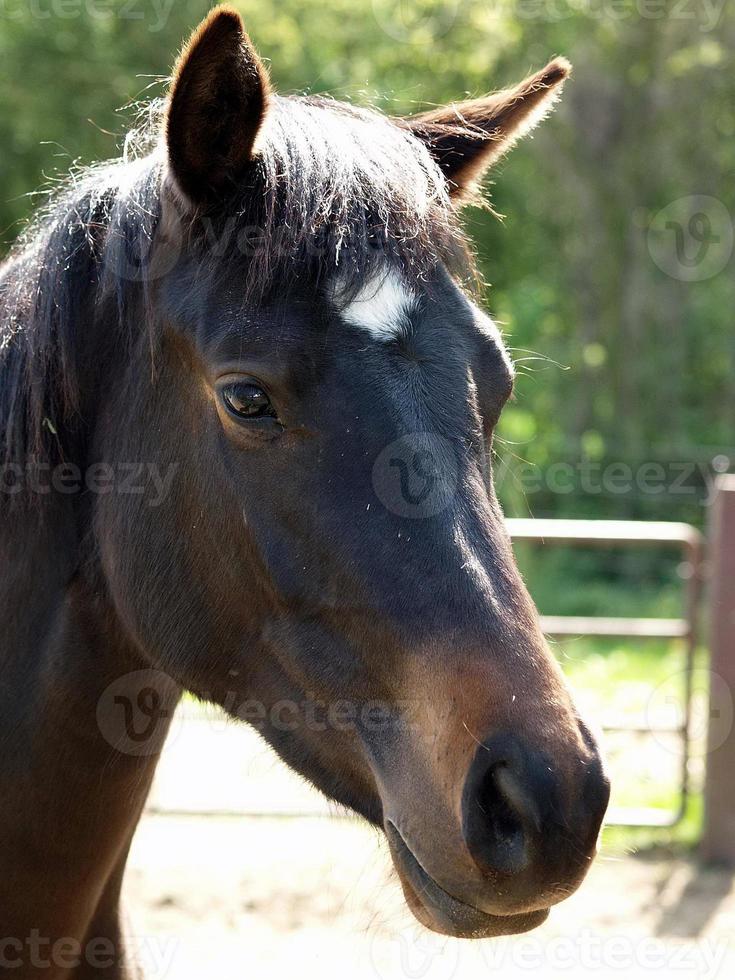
[0,504,180,971]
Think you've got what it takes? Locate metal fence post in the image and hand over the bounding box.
[701,474,735,865]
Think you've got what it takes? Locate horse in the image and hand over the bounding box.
[0,6,609,976]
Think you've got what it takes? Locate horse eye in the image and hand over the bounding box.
[221,382,276,421]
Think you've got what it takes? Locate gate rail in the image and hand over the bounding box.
[506,518,705,828]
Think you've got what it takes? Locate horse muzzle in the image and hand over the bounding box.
[379,725,610,938]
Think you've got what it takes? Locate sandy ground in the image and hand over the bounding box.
[122,708,735,980]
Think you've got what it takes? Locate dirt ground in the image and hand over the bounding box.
[122,709,735,980]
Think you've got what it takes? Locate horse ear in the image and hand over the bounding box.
[165,5,271,204]
[402,59,571,204]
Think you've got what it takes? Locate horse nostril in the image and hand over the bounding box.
[461,734,552,879]
[461,731,608,904]
[474,763,529,875]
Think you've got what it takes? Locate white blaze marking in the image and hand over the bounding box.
[339,269,416,340]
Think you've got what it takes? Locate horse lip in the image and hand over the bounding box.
[385,822,549,939]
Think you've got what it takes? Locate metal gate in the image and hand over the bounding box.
[506,518,705,828]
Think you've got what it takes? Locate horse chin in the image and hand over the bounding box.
[386,823,549,939]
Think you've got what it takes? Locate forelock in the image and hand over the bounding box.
[222,95,472,301]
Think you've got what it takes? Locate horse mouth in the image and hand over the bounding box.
[385,823,549,939]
